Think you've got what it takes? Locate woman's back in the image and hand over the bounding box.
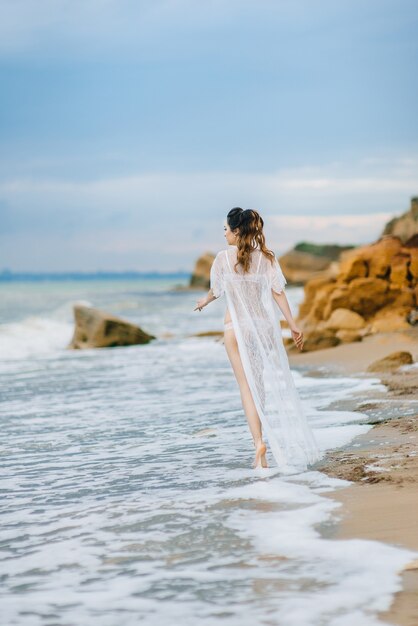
[225,246,264,275]
[211,246,287,298]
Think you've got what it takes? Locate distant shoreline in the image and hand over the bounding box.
[0,271,191,282]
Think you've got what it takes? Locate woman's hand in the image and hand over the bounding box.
[194,296,208,312]
[290,326,304,351]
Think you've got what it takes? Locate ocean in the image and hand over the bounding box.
[0,277,415,626]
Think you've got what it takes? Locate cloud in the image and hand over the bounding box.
[1,157,416,223]
[0,156,416,270]
[266,212,393,249]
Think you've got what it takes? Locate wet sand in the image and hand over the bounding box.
[289,329,418,626]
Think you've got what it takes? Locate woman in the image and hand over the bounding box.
[194,208,322,472]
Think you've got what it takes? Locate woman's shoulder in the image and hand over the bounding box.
[256,249,275,261]
[212,249,229,266]
[216,247,234,257]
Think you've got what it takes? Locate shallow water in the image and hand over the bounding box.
[1,279,416,625]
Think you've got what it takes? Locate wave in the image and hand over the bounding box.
[0,300,94,361]
[0,315,74,361]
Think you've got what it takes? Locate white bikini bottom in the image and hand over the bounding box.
[224,318,274,334]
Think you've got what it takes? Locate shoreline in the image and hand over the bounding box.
[289,329,418,626]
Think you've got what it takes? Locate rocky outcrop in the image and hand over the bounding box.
[382,197,418,243]
[189,252,215,289]
[297,329,341,352]
[334,329,364,343]
[278,242,355,284]
[293,234,418,352]
[367,351,414,373]
[68,305,156,350]
[323,308,366,331]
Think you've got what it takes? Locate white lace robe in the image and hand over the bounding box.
[210,246,322,471]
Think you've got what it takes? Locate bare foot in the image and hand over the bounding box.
[253,441,268,468]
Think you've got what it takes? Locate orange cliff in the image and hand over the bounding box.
[291,234,418,352]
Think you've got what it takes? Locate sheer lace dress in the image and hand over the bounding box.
[210,246,322,471]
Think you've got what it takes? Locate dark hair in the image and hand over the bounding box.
[227,207,275,272]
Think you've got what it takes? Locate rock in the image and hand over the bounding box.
[189,252,215,289]
[405,233,418,248]
[335,329,363,343]
[385,286,416,309]
[278,242,354,284]
[382,197,418,243]
[68,305,156,350]
[409,246,418,280]
[378,370,418,395]
[324,307,366,330]
[368,312,411,333]
[339,237,403,282]
[321,277,391,320]
[278,249,332,283]
[288,329,340,353]
[338,255,368,282]
[407,309,418,325]
[297,277,337,321]
[369,238,405,278]
[192,330,224,338]
[390,252,411,287]
[339,277,389,317]
[366,292,414,332]
[367,351,414,373]
[296,231,418,350]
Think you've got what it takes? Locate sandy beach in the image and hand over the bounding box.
[290,329,418,626]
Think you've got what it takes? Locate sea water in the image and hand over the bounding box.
[0,278,416,626]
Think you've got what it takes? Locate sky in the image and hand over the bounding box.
[0,0,417,272]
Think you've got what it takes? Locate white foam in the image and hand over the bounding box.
[0,298,96,362]
[0,316,73,360]
[226,476,417,626]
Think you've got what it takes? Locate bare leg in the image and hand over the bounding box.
[224,328,267,466]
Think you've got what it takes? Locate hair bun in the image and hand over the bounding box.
[231,207,245,225]
[241,209,254,222]
[227,207,257,229]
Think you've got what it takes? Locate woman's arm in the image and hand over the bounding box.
[272,290,304,350]
[193,288,217,311]
[272,290,296,328]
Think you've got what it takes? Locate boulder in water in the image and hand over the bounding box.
[68,305,156,350]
